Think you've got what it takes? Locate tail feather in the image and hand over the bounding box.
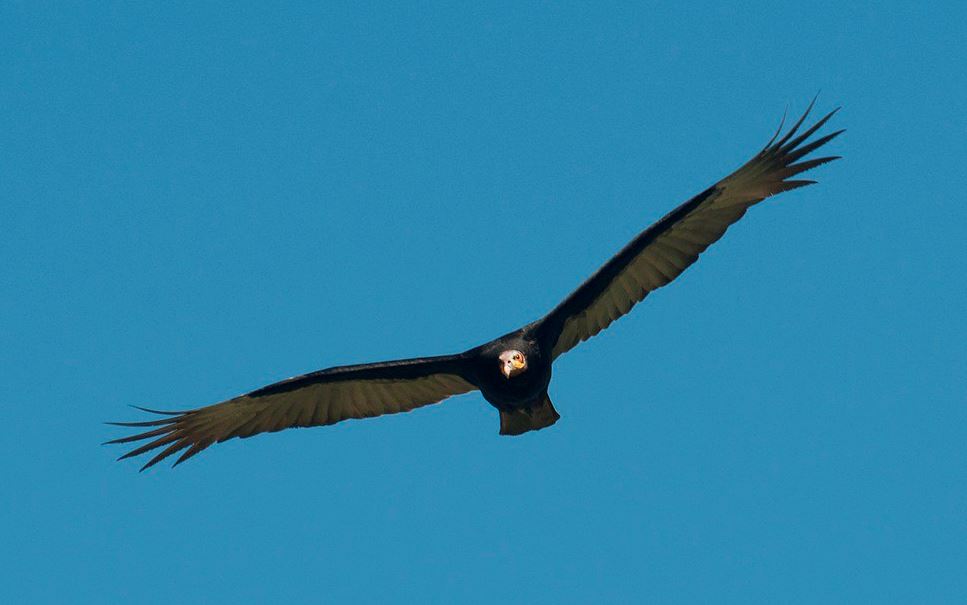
[499,394,560,436]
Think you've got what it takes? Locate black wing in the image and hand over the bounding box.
[536,100,843,359]
[107,354,477,470]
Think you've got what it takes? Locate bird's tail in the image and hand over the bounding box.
[499,393,560,436]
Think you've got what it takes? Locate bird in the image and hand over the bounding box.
[107,99,842,470]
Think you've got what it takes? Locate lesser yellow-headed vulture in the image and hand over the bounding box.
[108,100,842,469]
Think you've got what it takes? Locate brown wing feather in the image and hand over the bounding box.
[538,100,843,359]
[107,355,476,470]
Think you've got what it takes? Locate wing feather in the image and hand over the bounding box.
[538,101,843,359]
[107,354,477,469]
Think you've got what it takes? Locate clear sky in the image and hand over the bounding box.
[2,2,965,603]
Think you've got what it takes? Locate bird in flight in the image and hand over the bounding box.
[108,99,842,470]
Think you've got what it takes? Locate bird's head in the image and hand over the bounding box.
[499,350,528,379]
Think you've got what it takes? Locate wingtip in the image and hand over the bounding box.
[171,455,192,468]
[129,404,185,416]
[774,179,817,194]
[140,456,162,472]
[773,100,814,149]
[137,455,166,472]
[763,107,789,150]
[106,418,177,428]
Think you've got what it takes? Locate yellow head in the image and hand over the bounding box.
[499,350,528,379]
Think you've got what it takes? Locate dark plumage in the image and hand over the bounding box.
[107,99,842,470]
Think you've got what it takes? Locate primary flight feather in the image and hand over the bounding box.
[107,99,843,470]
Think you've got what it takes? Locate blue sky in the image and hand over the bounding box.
[2,2,965,603]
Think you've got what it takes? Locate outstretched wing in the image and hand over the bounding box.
[537,100,843,359]
[107,354,477,470]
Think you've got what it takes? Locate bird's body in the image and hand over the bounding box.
[469,327,557,434]
[473,329,548,407]
[108,100,843,469]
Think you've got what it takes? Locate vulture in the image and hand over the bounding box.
[108,99,842,470]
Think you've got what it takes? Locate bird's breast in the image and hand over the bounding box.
[476,357,551,409]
